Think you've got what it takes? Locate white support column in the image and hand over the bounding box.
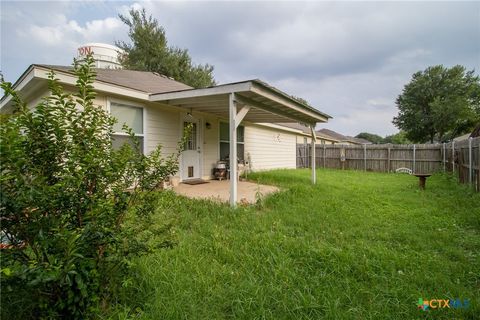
[229,93,238,207]
[310,125,317,184]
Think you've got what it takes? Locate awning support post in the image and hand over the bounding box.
[229,93,238,207]
[310,125,317,184]
[228,94,251,207]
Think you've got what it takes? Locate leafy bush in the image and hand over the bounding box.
[0,55,187,319]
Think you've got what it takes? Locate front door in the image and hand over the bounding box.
[181,119,201,180]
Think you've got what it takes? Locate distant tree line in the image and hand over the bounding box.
[355,131,411,144]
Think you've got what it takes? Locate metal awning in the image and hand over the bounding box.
[150,79,330,207]
[150,79,331,125]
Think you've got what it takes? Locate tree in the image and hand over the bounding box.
[393,65,480,143]
[383,131,411,144]
[116,8,215,88]
[0,55,188,319]
[355,132,384,144]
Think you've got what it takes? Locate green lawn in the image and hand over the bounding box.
[116,169,479,319]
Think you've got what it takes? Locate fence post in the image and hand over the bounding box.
[452,141,455,173]
[469,137,473,184]
[413,144,416,174]
[387,145,391,173]
[364,144,367,171]
[443,143,446,172]
[304,141,307,168]
[323,144,326,168]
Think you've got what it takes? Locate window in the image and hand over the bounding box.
[110,102,144,153]
[219,122,244,161]
[183,122,197,151]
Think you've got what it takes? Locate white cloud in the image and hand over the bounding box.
[22,15,123,48]
[118,2,145,16]
[83,17,123,36]
[29,24,65,46]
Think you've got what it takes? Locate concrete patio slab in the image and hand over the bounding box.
[173,180,279,204]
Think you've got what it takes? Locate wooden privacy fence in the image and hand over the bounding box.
[297,137,480,191]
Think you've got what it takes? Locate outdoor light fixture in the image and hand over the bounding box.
[205,122,211,129]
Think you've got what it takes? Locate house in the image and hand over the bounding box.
[316,128,372,145]
[453,133,471,142]
[344,136,373,145]
[0,43,331,206]
[278,123,340,145]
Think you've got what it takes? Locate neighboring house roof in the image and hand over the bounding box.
[36,65,192,94]
[344,136,373,144]
[316,128,346,141]
[453,133,471,142]
[357,138,373,144]
[315,129,372,144]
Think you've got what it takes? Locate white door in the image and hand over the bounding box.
[181,119,201,180]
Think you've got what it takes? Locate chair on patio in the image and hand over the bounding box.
[395,167,413,174]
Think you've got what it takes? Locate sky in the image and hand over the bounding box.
[1,1,479,136]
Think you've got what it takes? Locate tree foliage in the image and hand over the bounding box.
[383,131,411,144]
[355,132,384,144]
[0,55,188,319]
[354,131,411,144]
[393,65,480,143]
[116,8,216,89]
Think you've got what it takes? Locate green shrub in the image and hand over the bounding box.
[0,55,187,319]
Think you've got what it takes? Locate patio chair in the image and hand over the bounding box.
[395,167,413,174]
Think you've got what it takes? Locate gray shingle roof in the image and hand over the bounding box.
[344,136,372,144]
[316,128,346,141]
[36,65,192,94]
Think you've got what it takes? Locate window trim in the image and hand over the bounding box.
[107,97,147,153]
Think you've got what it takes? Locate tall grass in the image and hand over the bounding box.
[114,169,479,319]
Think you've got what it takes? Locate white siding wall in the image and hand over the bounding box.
[145,103,181,156]
[297,135,311,144]
[245,124,296,171]
[202,115,219,179]
[146,106,220,180]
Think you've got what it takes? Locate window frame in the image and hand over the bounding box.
[219,121,245,161]
[107,98,147,153]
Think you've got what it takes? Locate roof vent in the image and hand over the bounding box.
[77,43,124,69]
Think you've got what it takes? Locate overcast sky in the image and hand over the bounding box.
[1,1,479,136]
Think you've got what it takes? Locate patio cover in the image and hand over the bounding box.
[150,79,332,206]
